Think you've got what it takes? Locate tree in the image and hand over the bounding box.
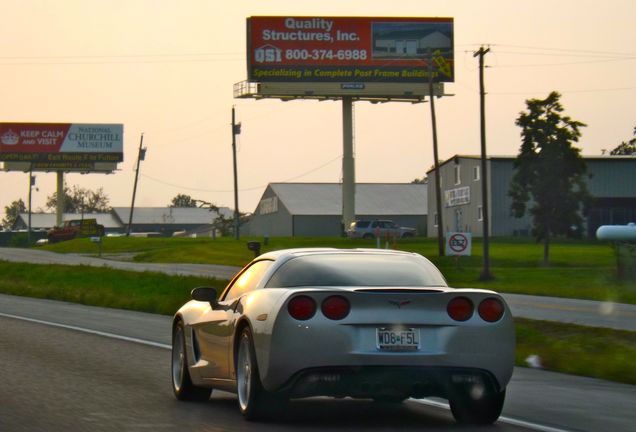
[46,185,111,213]
[610,126,636,155]
[2,199,26,229]
[509,91,591,265]
[169,193,198,208]
[194,199,249,237]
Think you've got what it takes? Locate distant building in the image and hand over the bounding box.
[13,212,121,234]
[12,206,233,237]
[111,207,232,236]
[248,183,427,237]
[426,155,636,238]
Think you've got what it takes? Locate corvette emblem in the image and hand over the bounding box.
[388,300,411,309]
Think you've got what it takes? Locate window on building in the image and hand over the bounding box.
[454,165,461,185]
[474,166,480,181]
[478,205,483,222]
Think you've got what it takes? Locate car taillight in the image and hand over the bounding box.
[288,295,316,321]
[321,295,350,320]
[447,297,473,321]
[478,297,505,322]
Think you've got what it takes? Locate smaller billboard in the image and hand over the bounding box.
[247,17,454,84]
[0,123,123,171]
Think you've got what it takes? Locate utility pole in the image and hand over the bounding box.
[474,46,493,280]
[28,168,34,244]
[428,51,445,256]
[127,133,145,236]
[231,106,241,240]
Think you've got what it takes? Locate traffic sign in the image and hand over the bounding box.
[446,232,472,256]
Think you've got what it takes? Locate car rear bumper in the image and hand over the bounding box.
[278,366,502,400]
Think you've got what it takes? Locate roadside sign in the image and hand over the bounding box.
[446,232,472,256]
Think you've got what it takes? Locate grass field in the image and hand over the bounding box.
[41,235,636,304]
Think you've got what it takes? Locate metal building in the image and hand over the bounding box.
[248,183,428,237]
[426,155,636,238]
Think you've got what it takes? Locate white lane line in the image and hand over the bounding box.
[412,399,572,432]
[1,311,573,432]
[0,312,171,350]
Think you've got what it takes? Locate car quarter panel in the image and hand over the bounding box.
[258,288,515,393]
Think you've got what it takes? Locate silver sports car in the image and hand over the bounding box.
[172,248,515,424]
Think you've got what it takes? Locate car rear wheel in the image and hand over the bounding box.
[449,388,505,425]
[237,327,286,420]
[362,233,374,239]
[172,321,211,402]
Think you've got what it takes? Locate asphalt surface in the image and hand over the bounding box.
[2,293,636,432]
[1,247,635,331]
[0,312,524,432]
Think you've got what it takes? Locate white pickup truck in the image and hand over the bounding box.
[347,219,417,239]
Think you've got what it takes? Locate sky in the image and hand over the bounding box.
[1,0,635,216]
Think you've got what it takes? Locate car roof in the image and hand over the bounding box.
[257,247,418,262]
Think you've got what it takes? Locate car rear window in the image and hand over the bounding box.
[265,254,447,288]
[355,221,370,228]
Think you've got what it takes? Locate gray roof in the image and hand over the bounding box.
[112,207,232,225]
[16,213,122,229]
[268,183,427,216]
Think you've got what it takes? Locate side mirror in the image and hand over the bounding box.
[191,286,219,308]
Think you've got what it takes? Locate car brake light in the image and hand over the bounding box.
[478,298,505,322]
[321,295,350,320]
[288,295,316,320]
[447,297,473,321]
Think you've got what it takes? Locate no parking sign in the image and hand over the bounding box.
[445,232,472,256]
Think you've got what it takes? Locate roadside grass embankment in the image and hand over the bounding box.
[42,235,636,304]
[3,235,635,385]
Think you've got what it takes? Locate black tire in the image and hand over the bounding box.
[236,327,286,420]
[171,320,212,402]
[362,233,374,239]
[449,389,506,425]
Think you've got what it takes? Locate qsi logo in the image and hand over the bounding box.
[254,45,282,63]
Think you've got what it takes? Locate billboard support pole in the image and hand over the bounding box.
[428,52,445,257]
[342,96,355,234]
[56,171,64,227]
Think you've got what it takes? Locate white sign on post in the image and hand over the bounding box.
[445,232,472,256]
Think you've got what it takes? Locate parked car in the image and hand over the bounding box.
[172,248,514,424]
[347,219,417,239]
[47,218,105,243]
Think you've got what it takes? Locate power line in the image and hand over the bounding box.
[139,154,342,194]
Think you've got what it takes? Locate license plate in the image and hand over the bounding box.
[376,328,420,351]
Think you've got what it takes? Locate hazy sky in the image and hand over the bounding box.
[1,0,635,215]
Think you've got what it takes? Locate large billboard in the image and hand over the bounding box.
[247,16,454,84]
[0,123,123,171]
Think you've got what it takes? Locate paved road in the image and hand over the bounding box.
[2,247,635,331]
[0,247,239,280]
[2,293,636,432]
[0,311,527,432]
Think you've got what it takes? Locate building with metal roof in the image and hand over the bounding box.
[248,183,427,237]
[11,207,233,238]
[426,155,636,238]
[111,207,233,236]
[13,212,122,233]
